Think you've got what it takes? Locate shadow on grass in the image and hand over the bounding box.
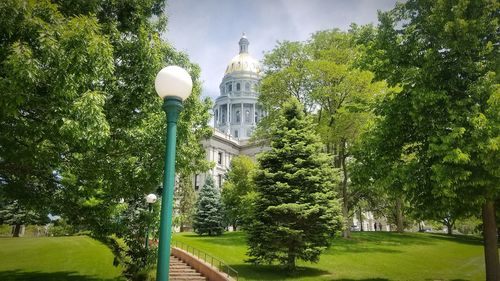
[425,233,483,246]
[322,232,439,255]
[229,264,330,280]
[330,278,389,281]
[347,232,436,245]
[0,270,124,281]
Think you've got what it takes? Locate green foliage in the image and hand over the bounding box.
[0,0,213,277]
[0,201,44,226]
[193,177,224,236]
[247,98,342,271]
[221,155,256,230]
[174,173,197,231]
[257,29,394,238]
[354,0,499,278]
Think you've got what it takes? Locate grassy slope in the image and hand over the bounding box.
[173,231,486,281]
[0,236,123,281]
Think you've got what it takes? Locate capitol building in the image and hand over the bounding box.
[194,34,266,191]
[192,34,390,232]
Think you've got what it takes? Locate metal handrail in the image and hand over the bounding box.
[171,240,238,281]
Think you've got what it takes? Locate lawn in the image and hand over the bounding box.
[0,236,124,281]
[0,232,488,281]
[173,231,487,281]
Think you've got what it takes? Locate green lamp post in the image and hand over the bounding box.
[154,66,192,281]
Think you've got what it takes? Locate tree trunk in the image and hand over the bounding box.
[446,224,453,235]
[395,198,404,233]
[12,224,21,237]
[287,249,296,272]
[340,140,350,238]
[359,208,364,231]
[232,223,237,231]
[482,200,500,281]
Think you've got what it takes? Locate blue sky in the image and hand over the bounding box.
[164,0,399,100]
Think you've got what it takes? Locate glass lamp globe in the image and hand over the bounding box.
[155,66,193,101]
[146,194,157,204]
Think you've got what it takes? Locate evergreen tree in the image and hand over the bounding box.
[193,177,224,236]
[247,98,342,271]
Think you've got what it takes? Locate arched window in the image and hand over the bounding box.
[255,111,258,123]
[245,83,250,91]
[235,110,240,123]
[236,83,241,91]
[227,83,232,92]
[245,109,251,123]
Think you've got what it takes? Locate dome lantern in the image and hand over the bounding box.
[239,33,249,54]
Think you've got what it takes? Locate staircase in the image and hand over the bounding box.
[170,256,207,281]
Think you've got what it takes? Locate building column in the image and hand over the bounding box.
[217,105,221,124]
[228,102,231,135]
[252,103,256,125]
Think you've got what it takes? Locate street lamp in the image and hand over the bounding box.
[145,193,157,250]
[154,66,192,281]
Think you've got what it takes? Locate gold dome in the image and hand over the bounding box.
[224,53,260,75]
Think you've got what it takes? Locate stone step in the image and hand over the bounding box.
[169,255,206,281]
[170,271,203,274]
[170,266,196,271]
[170,270,199,274]
[169,276,207,281]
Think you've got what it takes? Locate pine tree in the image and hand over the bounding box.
[193,177,224,236]
[247,98,342,271]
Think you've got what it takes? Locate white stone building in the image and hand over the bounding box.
[194,34,266,191]
[193,34,391,232]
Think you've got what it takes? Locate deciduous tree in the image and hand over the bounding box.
[221,155,256,230]
[358,0,499,279]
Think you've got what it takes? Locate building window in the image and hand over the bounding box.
[227,83,232,92]
[194,174,199,191]
[235,110,240,123]
[214,109,218,121]
[234,130,239,138]
[236,83,241,91]
[245,109,251,123]
[255,111,259,123]
[245,82,250,91]
[218,174,222,188]
[218,152,223,165]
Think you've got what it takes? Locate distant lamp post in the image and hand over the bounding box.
[154,66,192,281]
[145,193,157,250]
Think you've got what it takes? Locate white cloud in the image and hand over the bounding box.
[165,0,398,100]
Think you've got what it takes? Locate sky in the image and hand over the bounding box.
[164,0,399,100]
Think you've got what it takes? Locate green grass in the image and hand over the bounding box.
[173,231,488,281]
[0,236,124,281]
[0,232,489,281]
